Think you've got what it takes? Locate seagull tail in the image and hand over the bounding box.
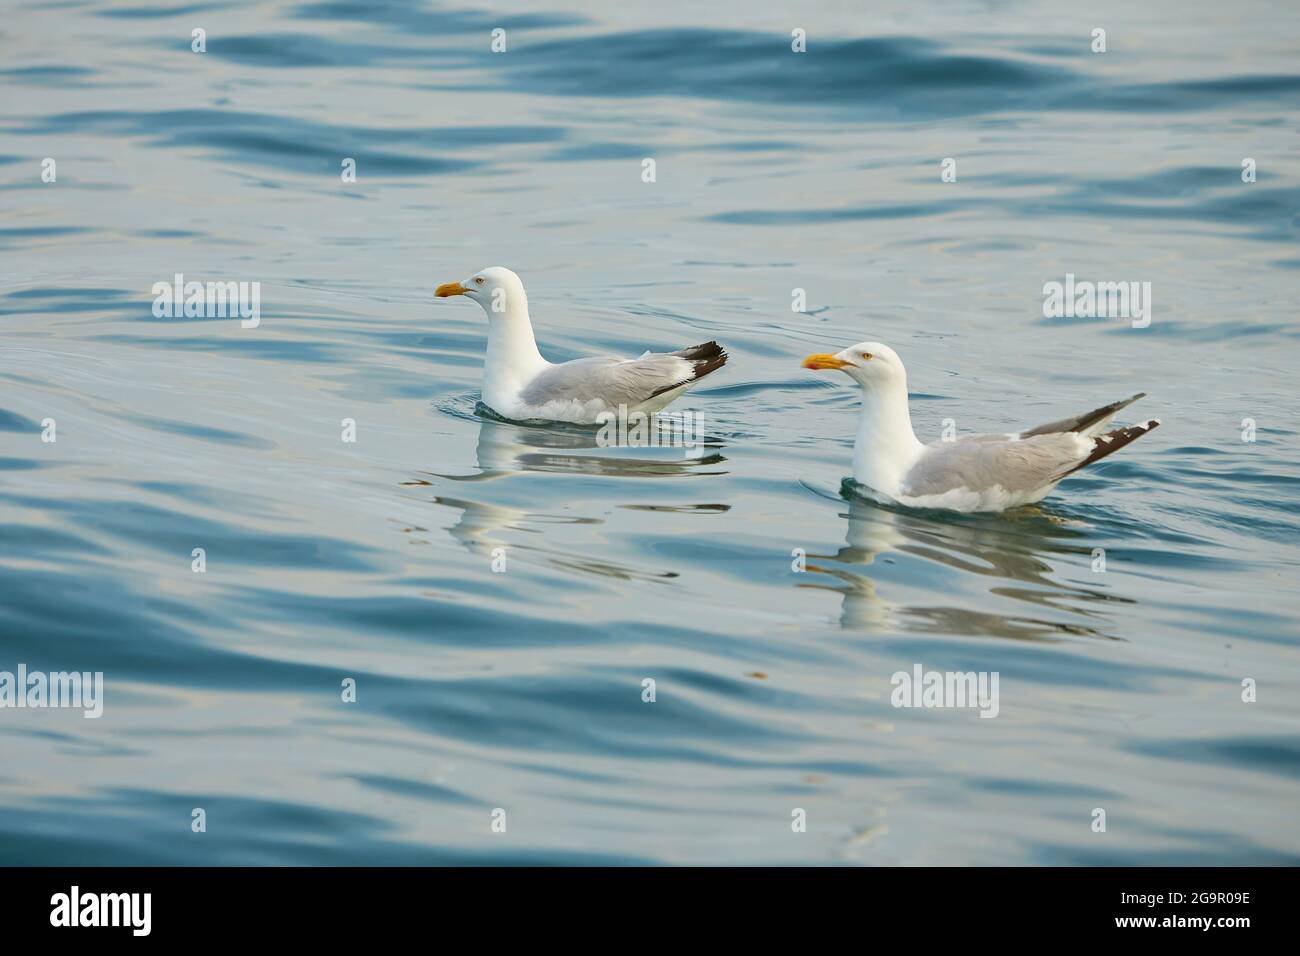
[672,341,728,382]
[1021,392,1147,438]
[1063,418,1161,477]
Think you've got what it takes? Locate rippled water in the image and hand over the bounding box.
[2,0,1299,864]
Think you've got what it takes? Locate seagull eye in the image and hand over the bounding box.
[860,351,873,360]
[475,277,485,285]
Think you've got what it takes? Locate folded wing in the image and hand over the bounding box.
[902,432,1095,497]
[903,418,1161,498]
[519,341,728,410]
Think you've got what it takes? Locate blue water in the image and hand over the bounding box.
[2,0,1298,864]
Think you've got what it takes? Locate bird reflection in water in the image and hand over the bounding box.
[799,483,1134,639]
[402,413,728,582]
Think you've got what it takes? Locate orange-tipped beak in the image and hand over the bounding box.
[802,353,854,371]
[435,281,467,298]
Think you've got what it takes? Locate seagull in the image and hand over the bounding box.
[436,267,727,424]
[802,341,1160,513]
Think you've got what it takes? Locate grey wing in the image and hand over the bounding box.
[520,355,692,408]
[902,432,1094,497]
[1020,393,1145,438]
[519,342,726,408]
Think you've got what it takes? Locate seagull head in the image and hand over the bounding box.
[435,266,527,316]
[802,341,906,389]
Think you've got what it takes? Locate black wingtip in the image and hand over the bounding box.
[675,341,728,379]
[1066,418,1161,476]
[646,341,729,398]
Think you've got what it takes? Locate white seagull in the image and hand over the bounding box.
[436,267,727,424]
[802,341,1160,513]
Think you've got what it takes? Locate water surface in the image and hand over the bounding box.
[2,0,1299,864]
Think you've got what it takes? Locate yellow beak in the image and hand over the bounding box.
[802,353,854,371]
[435,281,467,298]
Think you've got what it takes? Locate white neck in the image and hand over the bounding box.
[482,292,547,406]
[852,376,925,497]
